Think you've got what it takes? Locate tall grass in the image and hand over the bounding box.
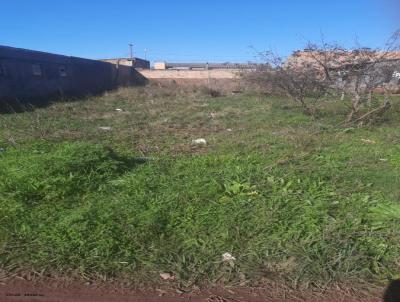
[1,142,400,286]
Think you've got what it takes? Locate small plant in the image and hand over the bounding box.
[200,86,223,98]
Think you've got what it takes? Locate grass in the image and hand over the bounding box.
[1,85,400,287]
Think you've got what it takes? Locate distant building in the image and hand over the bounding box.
[286,50,400,70]
[286,50,400,93]
[154,61,167,70]
[100,57,150,69]
[152,61,257,70]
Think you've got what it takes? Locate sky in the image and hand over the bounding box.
[0,0,398,63]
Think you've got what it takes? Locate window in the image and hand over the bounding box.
[59,65,67,77]
[32,64,42,76]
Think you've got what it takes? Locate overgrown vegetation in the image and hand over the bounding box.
[1,85,400,287]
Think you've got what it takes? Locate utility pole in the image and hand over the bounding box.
[144,48,148,60]
[129,43,133,60]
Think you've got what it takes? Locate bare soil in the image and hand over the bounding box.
[0,279,386,302]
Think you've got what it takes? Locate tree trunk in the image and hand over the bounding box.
[346,93,361,123]
[367,90,373,107]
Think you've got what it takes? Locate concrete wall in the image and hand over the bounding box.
[140,69,239,79]
[138,69,244,91]
[0,45,146,107]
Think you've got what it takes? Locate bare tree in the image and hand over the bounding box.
[246,30,400,124]
[245,51,331,117]
[305,30,400,124]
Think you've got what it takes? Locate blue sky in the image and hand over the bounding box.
[1,0,398,63]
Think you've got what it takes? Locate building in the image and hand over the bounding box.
[285,50,400,93]
[100,57,150,69]
[0,45,146,108]
[154,61,166,70]
[286,50,400,71]
[152,61,257,70]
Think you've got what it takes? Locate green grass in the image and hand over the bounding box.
[1,86,400,287]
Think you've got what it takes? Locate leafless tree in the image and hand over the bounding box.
[304,30,400,124]
[246,29,400,124]
[245,51,331,117]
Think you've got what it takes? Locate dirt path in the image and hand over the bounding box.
[0,279,386,302]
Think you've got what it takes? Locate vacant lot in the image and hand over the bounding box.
[1,86,400,292]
